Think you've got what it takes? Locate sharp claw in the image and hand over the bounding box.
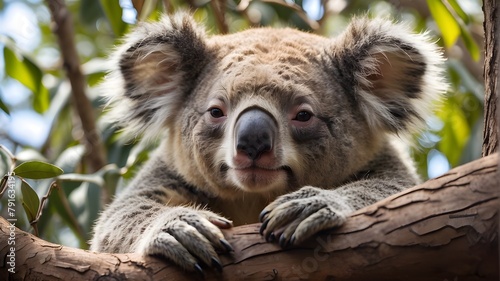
[279,234,288,248]
[211,257,223,272]
[220,239,234,252]
[269,233,276,242]
[289,235,296,246]
[259,219,270,236]
[265,232,275,242]
[259,210,270,222]
[194,263,204,278]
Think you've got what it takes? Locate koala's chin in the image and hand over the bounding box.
[227,165,291,193]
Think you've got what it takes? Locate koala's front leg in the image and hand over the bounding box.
[90,155,234,274]
[259,180,405,248]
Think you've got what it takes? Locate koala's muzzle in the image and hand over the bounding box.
[235,108,276,161]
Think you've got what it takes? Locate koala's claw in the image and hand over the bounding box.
[211,256,223,272]
[259,186,353,248]
[278,234,289,248]
[219,238,234,252]
[258,209,270,222]
[194,263,204,278]
[259,218,269,236]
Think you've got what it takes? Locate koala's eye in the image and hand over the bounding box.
[294,111,312,122]
[209,107,225,118]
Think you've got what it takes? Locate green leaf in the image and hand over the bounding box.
[21,180,40,222]
[447,0,470,24]
[427,0,460,47]
[437,97,470,166]
[99,0,127,37]
[14,161,64,179]
[82,58,108,87]
[459,25,481,61]
[3,46,49,113]
[0,98,10,115]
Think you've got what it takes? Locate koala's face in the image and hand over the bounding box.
[104,14,445,198]
[185,30,374,196]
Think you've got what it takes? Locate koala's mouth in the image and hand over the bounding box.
[224,164,293,192]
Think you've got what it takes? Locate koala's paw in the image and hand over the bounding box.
[135,207,233,275]
[259,186,353,248]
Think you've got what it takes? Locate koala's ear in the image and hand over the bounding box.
[329,17,447,134]
[101,13,210,141]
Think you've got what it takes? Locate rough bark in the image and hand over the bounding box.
[1,153,498,281]
[483,0,499,156]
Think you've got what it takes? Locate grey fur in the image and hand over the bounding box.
[91,13,447,272]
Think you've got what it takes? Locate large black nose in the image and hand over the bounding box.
[235,108,276,160]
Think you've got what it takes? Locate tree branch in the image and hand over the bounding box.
[483,0,499,156]
[1,153,498,280]
[44,2,106,169]
[45,0,108,202]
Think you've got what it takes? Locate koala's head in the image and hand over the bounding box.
[103,13,446,198]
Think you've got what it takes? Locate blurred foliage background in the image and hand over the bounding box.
[0,0,485,249]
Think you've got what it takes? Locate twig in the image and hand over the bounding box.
[0,144,16,172]
[32,181,58,225]
[162,0,173,14]
[210,0,229,34]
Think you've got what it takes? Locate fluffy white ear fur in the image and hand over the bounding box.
[331,17,448,135]
[100,13,208,142]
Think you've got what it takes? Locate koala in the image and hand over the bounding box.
[90,13,446,274]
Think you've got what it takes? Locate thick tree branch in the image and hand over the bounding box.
[1,154,498,280]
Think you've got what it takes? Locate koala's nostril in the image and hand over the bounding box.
[235,108,276,161]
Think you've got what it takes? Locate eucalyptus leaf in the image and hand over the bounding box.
[21,180,40,222]
[447,0,470,24]
[14,161,64,179]
[0,98,10,115]
[427,0,460,48]
[3,46,49,113]
[459,25,481,61]
[99,0,127,37]
[437,97,470,166]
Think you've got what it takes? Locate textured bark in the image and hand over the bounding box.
[1,153,498,281]
[483,0,499,156]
